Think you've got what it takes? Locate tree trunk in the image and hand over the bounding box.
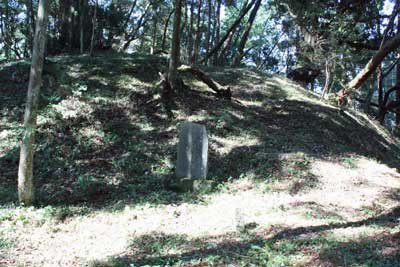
[90,0,97,56]
[212,0,221,65]
[192,0,203,64]
[122,0,138,30]
[168,0,183,90]
[339,32,400,99]
[187,0,194,64]
[232,0,262,67]
[24,0,35,56]
[338,3,400,100]
[378,83,400,124]
[200,0,255,64]
[160,9,174,53]
[79,0,85,53]
[364,81,374,114]
[322,60,331,98]
[3,1,10,59]
[396,14,400,134]
[18,0,50,205]
[205,0,212,65]
[377,66,384,123]
[151,16,158,55]
[122,2,151,51]
[29,0,35,54]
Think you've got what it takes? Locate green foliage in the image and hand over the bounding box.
[0,235,11,249]
[342,156,357,168]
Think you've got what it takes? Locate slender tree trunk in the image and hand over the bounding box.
[90,0,97,56]
[79,0,85,53]
[377,67,385,123]
[3,1,10,60]
[18,0,50,205]
[29,0,35,54]
[187,0,194,64]
[168,0,182,90]
[322,59,331,98]
[205,0,212,65]
[161,9,174,52]
[212,0,221,65]
[24,0,34,56]
[232,0,262,67]
[219,0,251,63]
[200,0,255,64]
[122,2,151,51]
[122,0,138,30]
[192,0,203,64]
[396,15,400,134]
[151,16,158,55]
[364,80,374,114]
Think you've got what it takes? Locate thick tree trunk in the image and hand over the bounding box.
[232,0,262,67]
[200,0,255,64]
[339,2,400,100]
[339,32,400,98]
[168,0,183,91]
[18,0,49,205]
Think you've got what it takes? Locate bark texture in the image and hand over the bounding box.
[168,0,183,90]
[339,32,400,99]
[18,0,50,205]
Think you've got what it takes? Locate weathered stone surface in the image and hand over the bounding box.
[176,122,208,181]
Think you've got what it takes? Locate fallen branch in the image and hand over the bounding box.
[178,65,232,99]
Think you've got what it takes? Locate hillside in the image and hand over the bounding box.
[1,52,400,266]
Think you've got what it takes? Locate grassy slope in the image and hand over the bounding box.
[0,52,399,266]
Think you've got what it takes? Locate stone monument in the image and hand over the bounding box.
[176,122,208,191]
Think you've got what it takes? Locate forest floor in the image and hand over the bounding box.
[0,52,400,267]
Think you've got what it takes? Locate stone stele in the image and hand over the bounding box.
[175,122,209,190]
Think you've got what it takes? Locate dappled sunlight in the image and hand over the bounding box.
[2,53,400,266]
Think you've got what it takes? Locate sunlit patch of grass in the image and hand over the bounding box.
[0,235,11,249]
[2,52,400,266]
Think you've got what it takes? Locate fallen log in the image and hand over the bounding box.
[178,65,232,99]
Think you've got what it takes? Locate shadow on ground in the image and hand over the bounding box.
[87,206,400,267]
[1,52,399,210]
